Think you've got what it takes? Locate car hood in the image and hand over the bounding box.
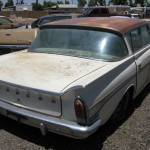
[0,51,109,94]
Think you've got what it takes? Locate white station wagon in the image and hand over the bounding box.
[0,17,149,139]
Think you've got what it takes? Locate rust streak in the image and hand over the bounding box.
[48,17,146,34]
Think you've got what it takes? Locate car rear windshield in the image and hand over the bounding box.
[29,28,128,61]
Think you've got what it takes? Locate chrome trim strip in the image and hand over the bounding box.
[40,24,123,36]
[0,45,29,50]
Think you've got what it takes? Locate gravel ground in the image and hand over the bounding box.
[0,84,149,150]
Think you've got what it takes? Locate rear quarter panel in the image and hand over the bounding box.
[61,55,137,125]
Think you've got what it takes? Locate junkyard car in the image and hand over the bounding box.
[0,14,73,52]
[0,28,38,54]
[0,18,149,139]
[0,16,14,29]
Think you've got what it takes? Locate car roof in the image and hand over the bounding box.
[45,17,146,34]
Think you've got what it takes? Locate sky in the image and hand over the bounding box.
[1,0,79,5]
[2,0,108,4]
[2,0,46,4]
[1,0,150,5]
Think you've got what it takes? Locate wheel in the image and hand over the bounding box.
[109,91,130,122]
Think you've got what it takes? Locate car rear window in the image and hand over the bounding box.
[29,28,128,61]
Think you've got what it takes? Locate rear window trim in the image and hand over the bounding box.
[29,26,129,61]
[40,24,123,37]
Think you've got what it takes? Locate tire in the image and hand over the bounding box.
[109,91,130,122]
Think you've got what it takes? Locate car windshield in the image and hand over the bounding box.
[29,28,128,61]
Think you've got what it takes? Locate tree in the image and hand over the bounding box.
[143,0,148,6]
[147,2,150,6]
[65,0,70,4]
[43,0,56,8]
[88,0,95,6]
[78,0,87,7]
[57,1,63,4]
[20,0,24,4]
[109,0,128,5]
[0,0,3,7]
[98,0,106,6]
[5,0,14,7]
[32,3,44,10]
[128,0,136,6]
[135,0,147,6]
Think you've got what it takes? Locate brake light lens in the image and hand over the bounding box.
[74,97,87,125]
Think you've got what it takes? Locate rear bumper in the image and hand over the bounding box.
[0,100,101,139]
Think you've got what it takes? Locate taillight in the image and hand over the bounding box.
[74,97,87,125]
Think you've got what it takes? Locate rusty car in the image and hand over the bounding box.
[0,16,14,29]
[0,17,149,139]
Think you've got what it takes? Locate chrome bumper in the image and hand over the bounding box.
[0,45,29,50]
[0,101,101,139]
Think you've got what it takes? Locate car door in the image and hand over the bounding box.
[127,25,150,93]
[140,25,150,82]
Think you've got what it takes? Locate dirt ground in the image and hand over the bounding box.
[0,84,149,150]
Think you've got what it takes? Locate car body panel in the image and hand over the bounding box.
[134,45,150,93]
[0,28,38,45]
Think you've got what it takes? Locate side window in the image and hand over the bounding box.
[100,8,108,14]
[90,9,100,15]
[0,17,12,25]
[130,28,143,52]
[55,16,71,21]
[141,25,150,46]
[39,17,55,25]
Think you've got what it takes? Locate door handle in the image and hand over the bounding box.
[138,64,142,71]
[5,33,11,36]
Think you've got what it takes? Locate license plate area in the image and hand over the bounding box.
[6,110,28,121]
[0,82,61,117]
